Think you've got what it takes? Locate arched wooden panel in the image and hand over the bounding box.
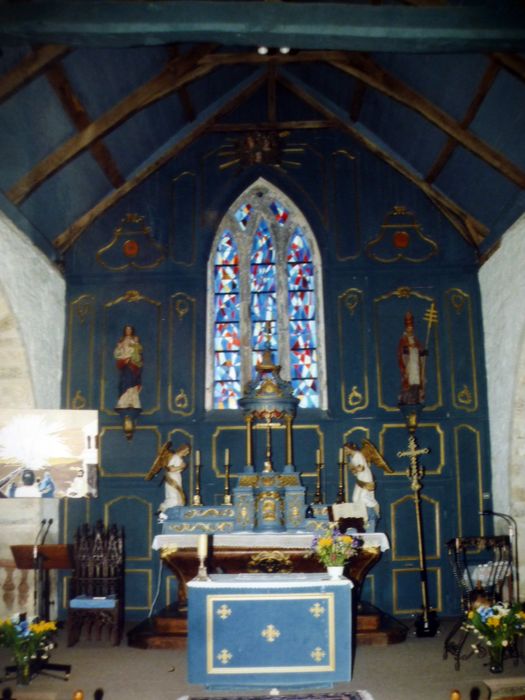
[445,288,479,412]
[338,288,369,414]
[66,294,96,409]
[99,426,161,477]
[168,292,196,416]
[390,493,441,562]
[104,495,153,561]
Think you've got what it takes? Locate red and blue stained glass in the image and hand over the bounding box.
[270,199,289,225]
[214,232,241,407]
[250,222,276,377]
[234,202,252,230]
[287,228,319,408]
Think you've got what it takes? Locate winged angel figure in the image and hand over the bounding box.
[343,439,393,532]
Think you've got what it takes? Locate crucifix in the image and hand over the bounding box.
[397,422,438,637]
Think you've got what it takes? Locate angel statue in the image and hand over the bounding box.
[343,439,393,533]
[145,441,191,520]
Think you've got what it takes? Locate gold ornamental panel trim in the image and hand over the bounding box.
[125,568,153,611]
[104,495,153,561]
[338,288,369,414]
[392,567,442,615]
[66,294,96,409]
[168,292,196,416]
[247,551,293,574]
[390,493,441,562]
[454,424,484,538]
[165,522,234,533]
[445,288,479,412]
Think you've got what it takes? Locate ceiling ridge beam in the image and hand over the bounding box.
[329,53,525,190]
[277,70,488,250]
[53,71,267,255]
[426,59,501,184]
[0,44,70,104]
[6,43,218,206]
[1,3,525,52]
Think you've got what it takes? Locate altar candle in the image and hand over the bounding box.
[338,447,344,463]
[197,534,207,559]
[225,448,230,465]
[195,449,201,466]
[316,449,321,464]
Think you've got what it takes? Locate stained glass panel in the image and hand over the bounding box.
[252,320,277,350]
[289,320,317,349]
[269,199,289,225]
[291,379,319,408]
[214,322,241,351]
[288,262,314,291]
[234,203,252,230]
[215,231,238,265]
[214,265,239,294]
[214,381,241,409]
[251,220,275,264]
[287,227,311,262]
[214,232,241,408]
[289,291,316,320]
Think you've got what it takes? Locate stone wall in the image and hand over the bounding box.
[479,211,525,598]
[0,213,65,619]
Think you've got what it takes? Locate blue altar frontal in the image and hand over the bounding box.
[187,573,353,689]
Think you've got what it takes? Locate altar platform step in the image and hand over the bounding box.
[127,602,408,649]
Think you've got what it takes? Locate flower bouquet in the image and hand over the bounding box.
[463,601,525,673]
[0,614,57,684]
[311,526,363,573]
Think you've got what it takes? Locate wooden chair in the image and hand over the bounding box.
[66,521,125,646]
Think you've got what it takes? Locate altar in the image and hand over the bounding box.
[187,573,353,689]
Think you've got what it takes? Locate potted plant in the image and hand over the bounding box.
[463,601,525,673]
[0,614,57,685]
[311,526,363,578]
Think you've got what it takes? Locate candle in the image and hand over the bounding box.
[195,449,201,466]
[225,448,230,465]
[316,449,321,464]
[197,534,207,559]
[339,447,344,463]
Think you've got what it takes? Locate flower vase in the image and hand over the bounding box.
[15,656,31,686]
[488,645,504,674]
[326,566,344,579]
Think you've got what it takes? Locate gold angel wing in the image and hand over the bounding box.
[144,440,173,481]
[361,438,394,474]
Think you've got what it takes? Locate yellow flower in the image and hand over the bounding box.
[340,535,353,544]
[467,611,474,619]
[487,617,500,628]
[318,537,333,548]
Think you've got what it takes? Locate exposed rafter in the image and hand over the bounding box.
[1,2,524,52]
[53,70,267,254]
[46,63,124,189]
[329,53,525,190]
[0,44,70,104]
[277,71,489,250]
[7,43,218,206]
[426,59,501,184]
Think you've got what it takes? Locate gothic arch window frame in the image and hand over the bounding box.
[205,177,327,411]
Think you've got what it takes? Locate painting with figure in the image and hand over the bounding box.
[0,409,98,498]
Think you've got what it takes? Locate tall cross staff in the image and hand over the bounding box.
[397,434,437,636]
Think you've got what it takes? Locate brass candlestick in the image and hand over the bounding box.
[223,450,232,505]
[313,450,324,504]
[192,458,202,506]
[336,449,345,504]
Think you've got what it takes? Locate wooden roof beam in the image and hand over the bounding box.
[426,59,501,184]
[1,3,525,52]
[329,53,525,190]
[0,44,70,104]
[7,43,218,206]
[278,71,489,250]
[53,71,267,254]
[46,63,124,189]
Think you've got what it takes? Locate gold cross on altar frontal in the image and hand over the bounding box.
[261,624,281,642]
[309,602,326,618]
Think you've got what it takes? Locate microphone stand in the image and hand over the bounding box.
[39,519,53,620]
[480,510,520,603]
[33,520,46,619]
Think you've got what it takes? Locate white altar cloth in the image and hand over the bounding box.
[152,531,389,551]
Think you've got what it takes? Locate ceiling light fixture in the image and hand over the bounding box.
[279,47,290,54]
[257,46,269,55]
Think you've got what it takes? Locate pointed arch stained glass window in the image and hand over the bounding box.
[209,181,325,410]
